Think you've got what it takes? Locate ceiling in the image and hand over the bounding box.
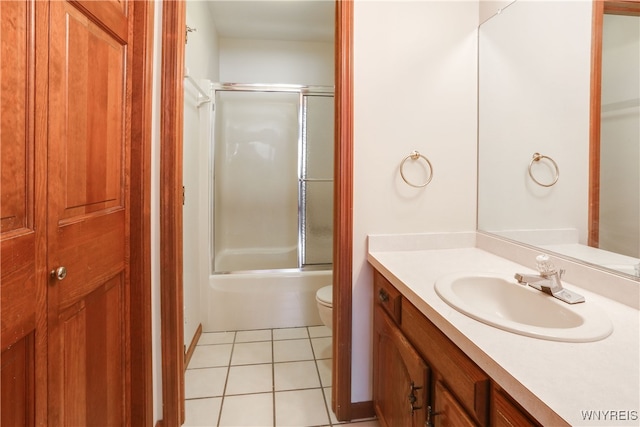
[206,1,335,42]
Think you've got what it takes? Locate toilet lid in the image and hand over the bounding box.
[316,285,332,306]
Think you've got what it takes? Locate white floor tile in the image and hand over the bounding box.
[235,329,272,343]
[185,367,228,399]
[183,397,221,427]
[188,344,233,369]
[316,358,332,387]
[275,388,331,426]
[219,393,274,426]
[225,364,273,395]
[198,331,235,345]
[273,339,314,363]
[184,327,340,427]
[273,327,309,341]
[308,325,332,338]
[231,341,272,365]
[311,337,332,360]
[274,361,321,391]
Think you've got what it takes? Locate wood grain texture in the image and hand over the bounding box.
[1,334,35,426]
[402,300,490,426]
[0,0,32,235]
[129,0,155,424]
[332,0,357,421]
[0,2,45,425]
[434,381,477,427]
[184,323,202,371]
[2,0,152,424]
[492,386,541,427]
[46,1,132,424]
[160,0,186,425]
[373,306,428,427]
[588,0,604,248]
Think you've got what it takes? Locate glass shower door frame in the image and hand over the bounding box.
[299,93,335,269]
[210,83,334,274]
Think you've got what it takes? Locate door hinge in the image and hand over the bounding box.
[182,186,185,205]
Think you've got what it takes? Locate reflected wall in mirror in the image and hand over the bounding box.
[478,0,640,279]
[589,1,640,263]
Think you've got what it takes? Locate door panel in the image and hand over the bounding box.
[434,381,476,427]
[47,1,131,424]
[1,2,39,425]
[0,1,32,234]
[373,305,429,427]
[1,333,35,426]
[61,275,124,426]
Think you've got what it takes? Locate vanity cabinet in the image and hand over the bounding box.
[373,304,428,427]
[492,386,541,427]
[373,269,540,427]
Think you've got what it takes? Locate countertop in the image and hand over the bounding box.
[368,237,640,426]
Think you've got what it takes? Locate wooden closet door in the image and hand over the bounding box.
[0,1,46,425]
[46,1,132,424]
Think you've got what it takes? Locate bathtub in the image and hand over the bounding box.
[204,269,332,332]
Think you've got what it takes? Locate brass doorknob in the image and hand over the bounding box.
[50,266,67,281]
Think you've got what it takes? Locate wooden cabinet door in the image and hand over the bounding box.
[373,305,429,427]
[492,388,541,427]
[46,1,132,424]
[1,1,46,425]
[433,380,476,427]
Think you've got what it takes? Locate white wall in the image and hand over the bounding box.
[183,1,220,350]
[599,14,640,257]
[477,1,592,244]
[185,2,220,81]
[219,38,334,85]
[352,0,479,402]
[479,0,513,24]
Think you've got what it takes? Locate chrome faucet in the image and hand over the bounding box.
[514,255,585,304]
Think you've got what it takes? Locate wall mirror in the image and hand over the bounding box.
[478,0,640,279]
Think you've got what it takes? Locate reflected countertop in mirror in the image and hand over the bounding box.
[477,0,640,279]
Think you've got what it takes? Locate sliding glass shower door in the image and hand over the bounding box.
[212,85,334,273]
[300,95,334,266]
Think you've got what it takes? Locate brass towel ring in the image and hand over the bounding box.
[400,150,433,188]
[528,153,559,187]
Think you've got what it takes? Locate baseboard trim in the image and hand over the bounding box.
[184,323,202,371]
[350,400,375,421]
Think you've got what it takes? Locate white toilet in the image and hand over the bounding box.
[315,285,333,330]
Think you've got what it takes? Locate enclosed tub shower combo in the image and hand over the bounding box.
[204,83,335,332]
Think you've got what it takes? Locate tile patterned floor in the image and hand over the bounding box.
[184,326,379,427]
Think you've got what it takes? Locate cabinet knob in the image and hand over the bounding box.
[378,288,389,302]
[50,266,67,281]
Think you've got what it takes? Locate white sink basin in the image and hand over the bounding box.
[434,272,613,342]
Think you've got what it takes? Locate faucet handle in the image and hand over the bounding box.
[535,254,556,274]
